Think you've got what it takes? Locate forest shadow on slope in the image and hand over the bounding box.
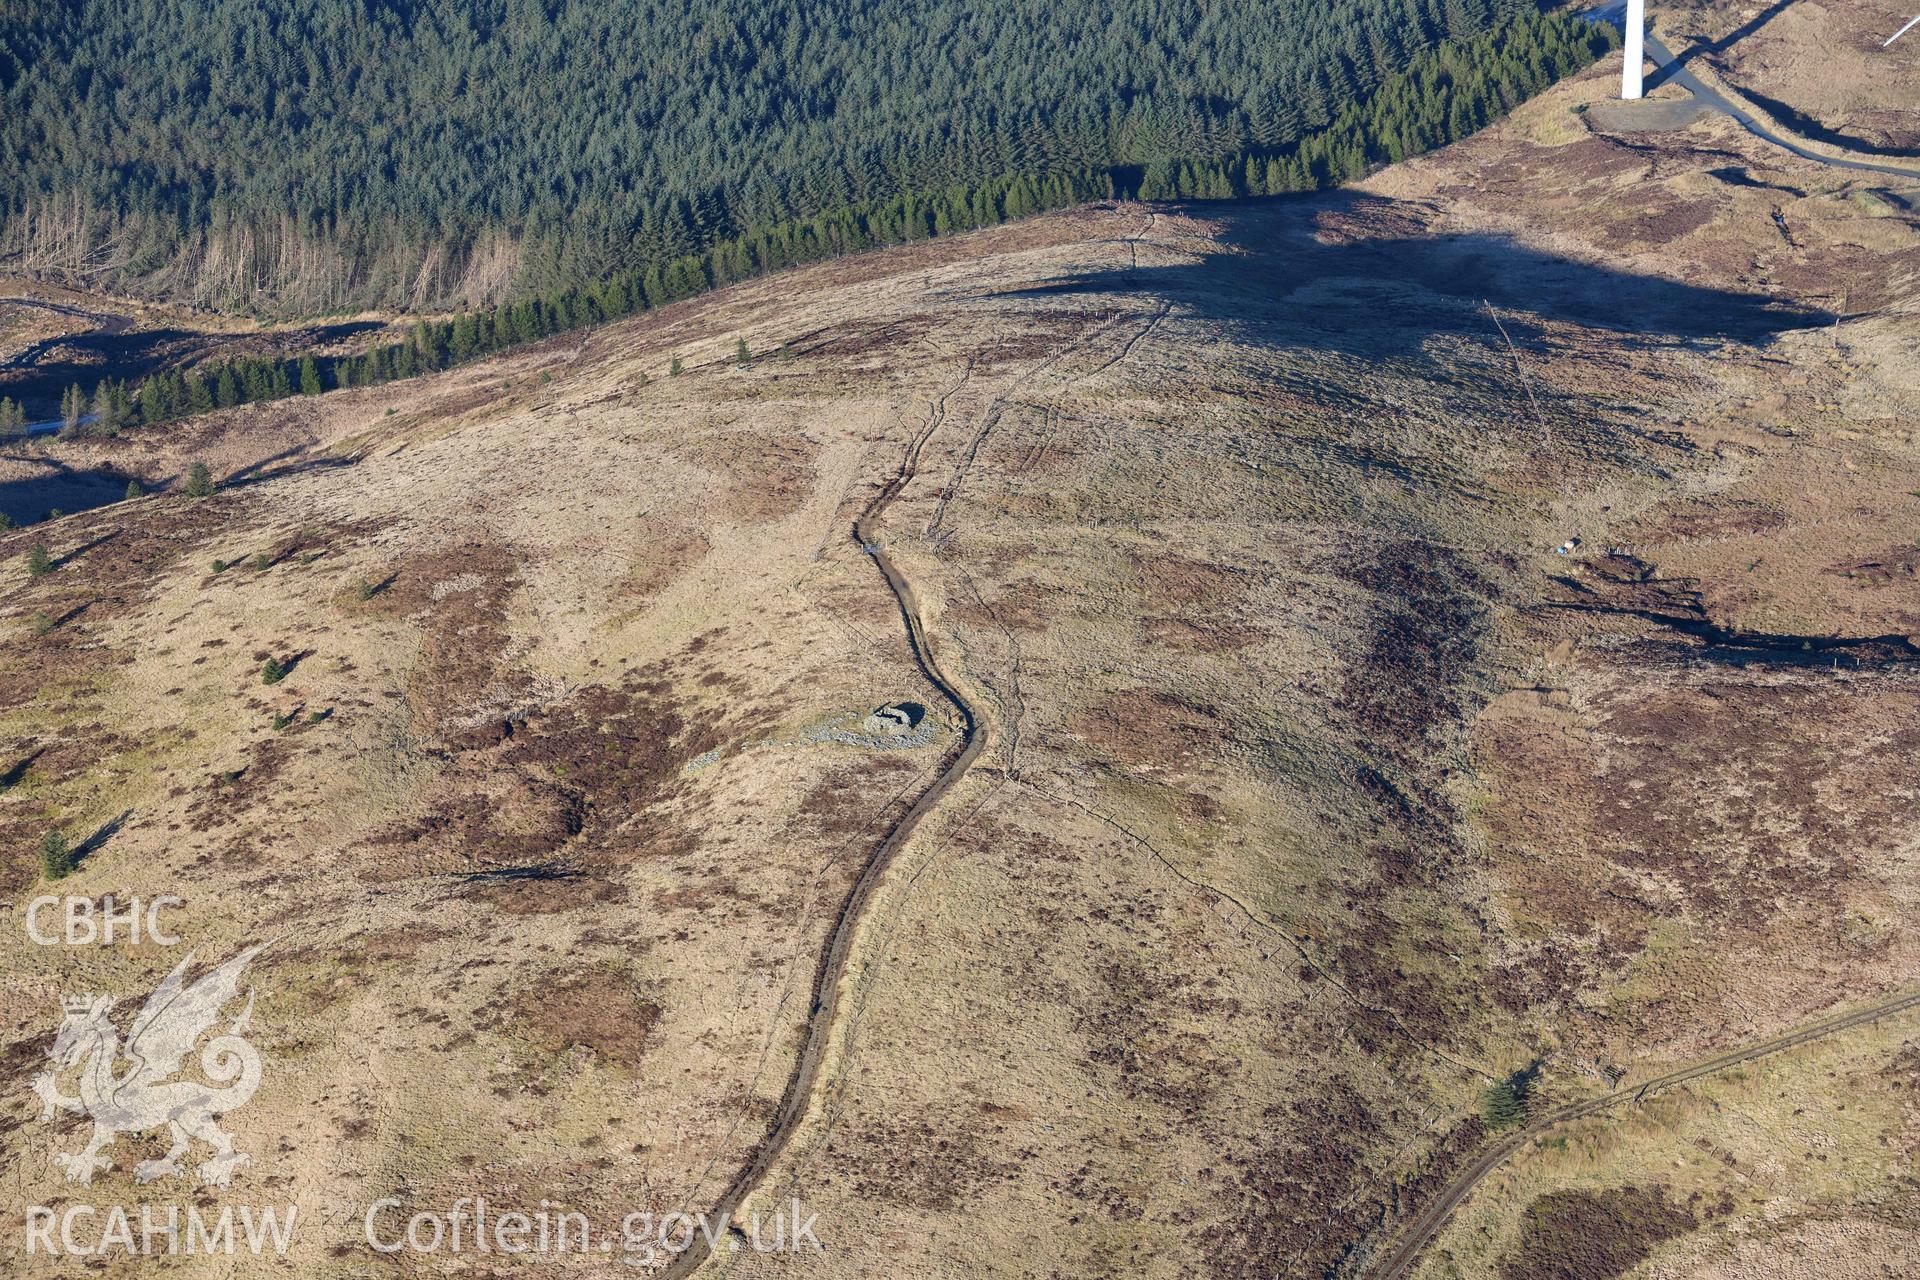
[0,312,384,420]
[990,191,1831,356]
[0,455,132,525]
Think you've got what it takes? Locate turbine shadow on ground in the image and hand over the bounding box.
[1709,81,1920,160]
[988,192,1831,357]
[1649,0,1798,77]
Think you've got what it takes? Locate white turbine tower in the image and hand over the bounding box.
[1621,0,1647,99]
[1887,14,1920,46]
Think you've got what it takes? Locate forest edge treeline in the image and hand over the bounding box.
[0,9,1613,443]
[2,0,1565,313]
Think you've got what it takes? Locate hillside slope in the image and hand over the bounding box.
[3,49,1920,1280]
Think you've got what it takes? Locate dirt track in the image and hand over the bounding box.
[1366,986,1920,1279]
[656,369,989,1278]
[1644,33,1920,180]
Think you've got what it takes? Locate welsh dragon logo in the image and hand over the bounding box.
[31,945,266,1187]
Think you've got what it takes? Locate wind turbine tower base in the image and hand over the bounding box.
[1622,0,1647,99]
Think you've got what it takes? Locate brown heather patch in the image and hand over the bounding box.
[335,923,456,963]
[241,513,394,571]
[1336,538,1491,756]
[1496,1184,1704,1280]
[499,675,714,866]
[1331,907,1453,1041]
[961,307,1104,366]
[1588,196,1721,252]
[1210,1081,1387,1277]
[185,735,301,837]
[1475,657,1920,1016]
[1884,1041,1920,1088]
[463,868,633,916]
[1484,937,1600,1015]
[1214,1100,1493,1279]
[1585,675,1920,923]
[1310,193,1438,244]
[0,819,42,895]
[791,753,922,839]
[1824,543,1920,594]
[346,669,710,887]
[1648,498,1789,542]
[652,876,765,916]
[1472,700,1632,950]
[840,1114,1017,1212]
[1320,540,1496,893]
[507,966,662,1073]
[1076,952,1230,1112]
[1,495,234,617]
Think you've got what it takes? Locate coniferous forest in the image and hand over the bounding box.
[0,6,1614,434]
[0,0,1612,317]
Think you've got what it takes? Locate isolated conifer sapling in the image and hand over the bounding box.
[40,830,74,881]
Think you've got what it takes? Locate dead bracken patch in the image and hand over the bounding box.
[1140,614,1261,653]
[799,315,935,360]
[1068,689,1223,772]
[363,765,584,876]
[384,540,531,737]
